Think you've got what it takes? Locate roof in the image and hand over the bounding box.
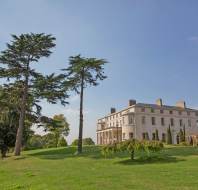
[135,103,198,112]
[97,102,198,120]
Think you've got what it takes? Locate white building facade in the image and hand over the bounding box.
[96,99,198,145]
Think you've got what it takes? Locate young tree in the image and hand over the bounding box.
[57,137,68,147]
[43,114,69,147]
[167,125,172,144]
[0,33,68,156]
[62,55,107,154]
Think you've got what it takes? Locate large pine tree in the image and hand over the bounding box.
[0,33,68,155]
[62,55,107,154]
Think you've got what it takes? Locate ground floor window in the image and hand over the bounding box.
[142,132,149,140]
[122,133,125,139]
[152,133,156,140]
[129,132,133,139]
[162,133,166,142]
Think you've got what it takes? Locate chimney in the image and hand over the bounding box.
[110,108,116,114]
[156,98,163,106]
[128,99,136,106]
[176,101,186,109]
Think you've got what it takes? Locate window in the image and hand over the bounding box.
[179,111,182,115]
[169,110,173,114]
[161,118,165,126]
[122,133,125,139]
[179,119,183,127]
[160,110,164,114]
[142,116,146,125]
[151,117,156,125]
[162,133,166,142]
[187,112,190,116]
[151,108,155,113]
[196,112,198,117]
[141,108,145,112]
[188,119,191,127]
[152,133,156,140]
[129,133,133,139]
[142,133,146,140]
[170,118,174,126]
[197,120,198,127]
[128,115,134,124]
[122,117,125,124]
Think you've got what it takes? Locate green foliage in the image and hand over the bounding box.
[101,140,164,160]
[26,135,44,150]
[0,33,69,155]
[57,137,68,147]
[41,114,70,147]
[82,138,95,145]
[101,143,118,157]
[71,138,95,146]
[167,125,172,144]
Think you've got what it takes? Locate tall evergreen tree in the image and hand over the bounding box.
[167,125,172,144]
[183,125,186,142]
[62,55,107,154]
[155,129,159,141]
[0,33,68,156]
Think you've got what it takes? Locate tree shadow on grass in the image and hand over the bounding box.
[116,155,186,165]
[28,146,103,160]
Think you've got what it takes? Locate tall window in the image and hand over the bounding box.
[151,108,155,113]
[188,119,191,127]
[122,133,125,139]
[197,120,198,127]
[122,117,125,124]
[142,133,146,140]
[170,118,174,126]
[128,115,134,124]
[152,133,156,140]
[161,118,165,126]
[151,117,156,125]
[169,110,173,114]
[187,112,190,116]
[160,110,164,114]
[179,119,183,127]
[129,132,133,139]
[141,108,145,112]
[179,111,182,115]
[142,116,146,125]
[162,133,166,142]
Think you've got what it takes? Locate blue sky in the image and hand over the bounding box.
[1,0,198,143]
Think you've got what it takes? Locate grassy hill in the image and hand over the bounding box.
[0,146,198,190]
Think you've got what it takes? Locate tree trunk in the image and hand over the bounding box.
[14,72,29,156]
[77,72,84,154]
[130,150,134,160]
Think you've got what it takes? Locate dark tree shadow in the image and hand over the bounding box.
[116,155,185,165]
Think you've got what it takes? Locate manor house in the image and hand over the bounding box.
[96,99,198,145]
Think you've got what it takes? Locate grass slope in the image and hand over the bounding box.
[0,146,198,190]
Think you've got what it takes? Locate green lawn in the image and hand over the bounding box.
[0,146,198,190]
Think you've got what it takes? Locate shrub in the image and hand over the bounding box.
[101,143,118,157]
[71,138,95,146]
[101,139,164,160]
[57,137,68,147]
[26,135,44,150]
[83,138,95,145]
